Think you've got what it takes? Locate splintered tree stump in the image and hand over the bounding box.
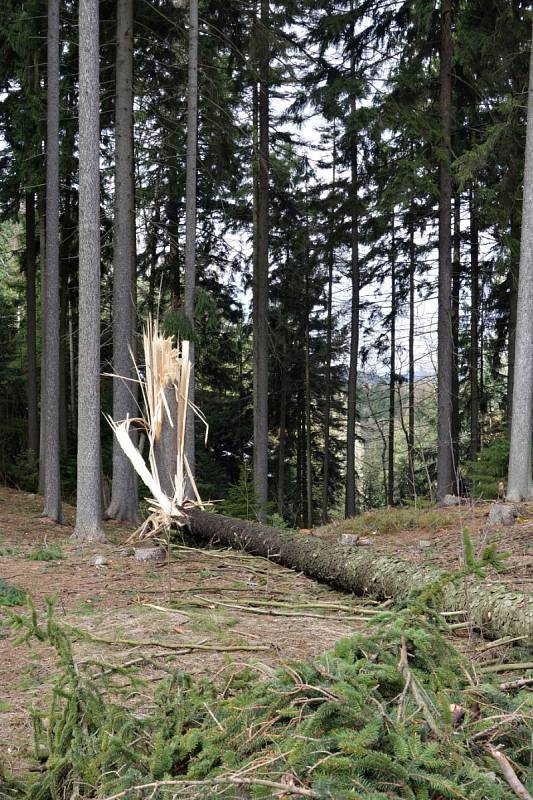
[187,509,533,643]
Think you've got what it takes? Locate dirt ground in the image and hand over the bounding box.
[0,487,532,777]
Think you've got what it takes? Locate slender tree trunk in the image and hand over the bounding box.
[183,0,199,495]
[469,186,480,460]
[387,218,396,507]
[451,193,461,484]
[408,210,416,499]
[345,98,360,518]
[436,0,454,500]
[38,192,46,494]
[73,0,106,541]
[59,270,68,453]
[507,22,533,502]
[507,209,519,428]
[322,124,336,523]
[106,0,138,523]
[43,0,63,522]
[25,191,39,456]
[296,395,303,525]
[277,341,287,517]
[253,0,269,522]
[68,293,76,436]
[304,275,313,529]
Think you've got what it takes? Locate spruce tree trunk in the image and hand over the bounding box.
[469,187,480,460]
[507,23,533,502]
[436,0,454,500]
[183,0,199,495]
[451,194,461,485]
[408,211,416,499]
[73,0,106,542]
[253,0,270,522]
[387,219,396,507]
[43,0,63,523]
[277,342,287,517]
[507,209,519,430]
[154,384,178,500]
[38,192,46,495]
[187,510,533,642]
[25,191,39,457]
[106,0,139,523]
[322,127,336,524]
[304,281,313,529]
[345,103,360,518]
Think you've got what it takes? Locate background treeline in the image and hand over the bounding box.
[0,0,531,530]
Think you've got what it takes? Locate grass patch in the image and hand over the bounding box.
[0,578,27,606]
[25,544,64,561]
[317,506,455,538]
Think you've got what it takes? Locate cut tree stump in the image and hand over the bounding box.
[187,510,533,643]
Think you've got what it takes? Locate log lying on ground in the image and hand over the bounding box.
[188,510,533,643]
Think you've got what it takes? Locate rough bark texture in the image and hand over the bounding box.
[183,0,199,495]
[436,0,454,500]
[73,0,106,542]
[43,0,63,522]
[408,211,416,498]
[508,22,533,502]
[322,128,335,524]
[253,0,269,522]
[188,510,533,642]
[387,220,396,507]
[277,342,287,517]
[25,191,39,456]
[106,0,138,523]
[345,105,360,518]
[469,187,480,460]
[38,192,46,494]
[451,194,461,484]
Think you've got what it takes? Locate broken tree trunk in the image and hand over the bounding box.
[187,510,533,643]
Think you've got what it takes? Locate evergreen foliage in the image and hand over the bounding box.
[5,558,533,800]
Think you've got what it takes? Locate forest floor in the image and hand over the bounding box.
[0,486,532,777]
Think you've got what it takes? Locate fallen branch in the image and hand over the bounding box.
[480,662,533,674]
[65,625,270,653]
[101,776,320,800]
[499,676,533,691]
[485,743,533,800]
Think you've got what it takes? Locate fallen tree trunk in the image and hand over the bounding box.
[188,510,533,643]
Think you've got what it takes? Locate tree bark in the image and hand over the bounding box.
[187,510,533,642]
[322,124,336,524]
[408,210,416,499]
[507,22,533,502]
[469,186,480,460]
[304,276,313,528]
[507,208,519,430]
[38,191,46,495]
[451,193,461,485]
[154,384,178,500]
[345,102,360,518]
[106,0,139,523]
[387,217,396,507]
[43,0,63,523]
[252,0,270,522]
[25,191,39,457]
[277,340,287,517]
[73,0,106,542]
[436,0,454,500]
[183,0,199,496]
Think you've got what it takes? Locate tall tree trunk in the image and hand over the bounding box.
[25,191,39,456]
[68,293,76,437]
[322,124,336,524]
[507,22,533,502]
[451,193,461,485]
[304,275,313,529]
[436,0,454,500]
[345,98,360,518]
[253,0,269,522]
[43,0,63,522]
[106,0,138,523]
[469,186,480,461]
[277,340,287,517]
[183,0,199,495]
[59,269,68,453]
[38,192,46,494]
[507,208,519,429]
[408,210,416,500]
[387,218,396,507]
[73,0,106,541]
